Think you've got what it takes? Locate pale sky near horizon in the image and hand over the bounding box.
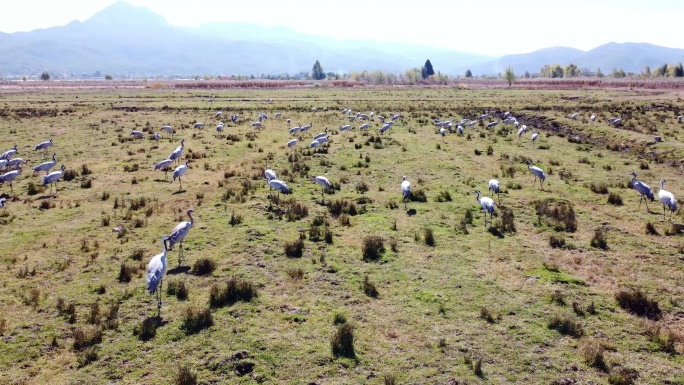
[1,0,682,56]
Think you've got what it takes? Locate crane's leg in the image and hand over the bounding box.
[541,180,544,191]
[532,177,536,187]
[9,181,13,193]
[179,177,183,191]
[178,242,183,266]
[638,195,643,208]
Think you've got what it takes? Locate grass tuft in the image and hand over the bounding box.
[331,323,355,358]
[362,236,385,261]
[615,290,661,320]
[209,277,258,308]
[192,258,216,276]
[180,306,213,334]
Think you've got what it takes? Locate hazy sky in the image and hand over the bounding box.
[1,0,682,56]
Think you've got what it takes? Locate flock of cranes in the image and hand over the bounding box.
[1,104,680,318]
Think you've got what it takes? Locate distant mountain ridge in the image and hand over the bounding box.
[0,1,682,78]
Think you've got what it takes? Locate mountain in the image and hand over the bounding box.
[464,42,684,76]
[0,1,492,77]
[1,2,682,78]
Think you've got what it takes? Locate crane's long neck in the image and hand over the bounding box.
[475,191,481,203]
[187,211,194,226]
[631,175,637,185]
[661,180,665,189]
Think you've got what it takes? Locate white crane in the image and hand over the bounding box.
[216,123,224,134]
[290,124,302,135]
[0,164,22,192]
[518,125,528,138]
[439,127,446,142]
[359,123,370,131]
[630,172,655,211]
[33,153,57,175]
[216,111,223,118]
[377,116,386,123]
[268,179,290,198]
[379,123,392,134]
[314,130,328,140]
[468,120,478,127]
[531,131,539,146]
[474,190,495,228]
[154,158,174,180]
[146,236,170,315]
[678,115,682,123]
[172,160,188,190]
[265,165,277,181]
[251,121,264,129]
[34,138,53,156]
[571,113,578,120]
[42,164,65,194]
[311,175,332,200]
[153,133,161,141]
[457,125,464,135]
[487,121,499,129]
[392,114,401,121]
[348,116,356,122]
[488,179,501,202]
[168,209,195,266]
[316,136,329,145]
[301,122,313,135]
[0,159,7,170]
[590,114,596,122]
[286,118,291,127]
[130,131,145,140]
[0,144,18,160]
[287,138,298,148]
[194,122,204,129]
[6,158,28,169]
[401,176,411,209]
[310,140,321,149]
[169,139,185,164]
[162,124,173,140]
[526,160,546,190]
[0,197,6,209]
[161,125,174,139]
[658,179,677,221]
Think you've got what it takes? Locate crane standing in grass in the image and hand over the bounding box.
[265,165,277,181]
[401,176,411,209]
[32,153,57,175]
[154,158,174,180]
[0,197,6,209]
[526,160,546,190]
[42,164,66,194]
[658,179,677,221]
[0,164,23,193]
[146,236,170,315]
[474,190,495,228]
[1,144,18,160]
[268,179,290,199]
[168,209,196,266]
[169,139,185,164]
[630,172,655,211]
[172,160,188,190]
[311,175,332,202]
[34,138,53,157]
[488,179,501,203]
[531,131,539,147]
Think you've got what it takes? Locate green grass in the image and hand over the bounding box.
[0,85,682,384]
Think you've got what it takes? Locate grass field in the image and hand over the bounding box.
[0,85,683,384]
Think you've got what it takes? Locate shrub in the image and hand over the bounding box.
[81,179,93,189]
[534,198,577,232]
[284,238,304,258]
[615,290,661,320]
[118,262,136,283]
[76,347,98,368]
[62,169,78,181]
[362,275,379,298]
[608,367,639,385]
[497,208,516,233]
[324,228,333,244]
[192,258,216,276]
[435,190,452,202]
[27,181,43,195]
[286,267,304,280]
[424,228,435,246]
[72,325,103,350]
[580,340,606,369]
[209,277,258,308]
[480,306,495,323]
[362,236,385,261]
[180,306,213,334]
[645,222,659,235]
[548,313,584,337]
[590,229,608,250]
[333,312,347,325]
[134,317,159,341]
[549,235,566,248]
[589,183,609,194]
[175,364,198,385]
[229,211,243,226]
[331,323,355,358]
[486,145,494,155]
[167,280,189,300]
[356,181,369,194]
[608,192,623,205]
[130,248,145,261]
[409,189,427,202]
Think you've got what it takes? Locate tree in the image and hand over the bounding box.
[524,71,531,79]
[40,71,50,81]
[422,59,435,79]
[674,62,684,77]
[405,68,420,85]
[596,68,604,78]
[105,74,113,80]
[641,65,651,77]
[612,68,626,78]
[465,69,473,78]
[563,63,580,78]
[504,67,515,87]
[311,60,326,80]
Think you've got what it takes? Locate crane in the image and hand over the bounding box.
[401,176,411,209]
[161,125,174,140]
[1,144,18,160]
[268,179,290,198]
[630,172,655,211]
[311,175,332,201]
[168,209,195,266]
[146,236,170,315]
[154,159,174,180]
[169,139,185,164]
[0,164,23,193]
[658,179,677,221]
[0,197,6,209]
[526,160,546,190]
[488,179,501,202]
[531,131,539,147]
[34,138,53,157]
[42,164,66,194]
[32,153,57,175]
[265,165,277,181]
[130,131,145,140]
[172,160,188,190]
[474,190,495,228]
